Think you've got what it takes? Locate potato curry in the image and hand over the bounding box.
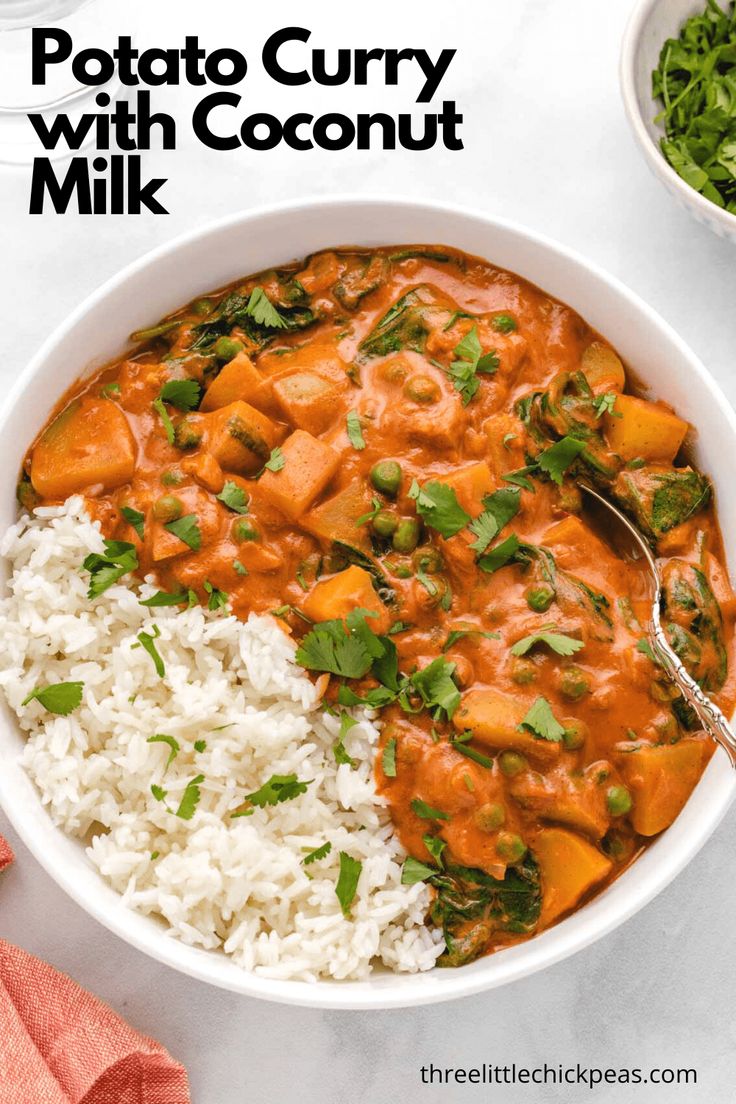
[20,245,736,967]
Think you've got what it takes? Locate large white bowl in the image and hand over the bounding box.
[1,196,735,1009]
[621,0,736,244]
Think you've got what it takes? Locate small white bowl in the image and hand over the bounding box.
[1,196,736,1008]
[621,0,736,243]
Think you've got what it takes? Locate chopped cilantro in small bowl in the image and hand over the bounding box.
[621,0,736,242]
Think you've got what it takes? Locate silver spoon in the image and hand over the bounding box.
[579,482,736,768]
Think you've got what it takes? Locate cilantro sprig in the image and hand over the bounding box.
[245,287,288,329]
[232,773,312,817]
[519,697,565,742]
[468,488,520,555]
[22,681,83,716]
[408,480,470,539]
[447,326,499,405]
[83,540,138,599]
[511,626,584,658]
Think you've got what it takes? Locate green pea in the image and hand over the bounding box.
[474,802,506,832]
[232,518,259,543]
[404,375,440,404]
[372,510,398,539]
[526,586,554,613]
[559,666,590,701]
[499,751,527,777]
[392,518,421,553]
[412,547,442,574]
[562,722,587,750]
[153,495,183,523]
[213,336,245,362]
[510,657,536,686]
[191,298,213,316]
[495,832,527,863]
[370,460,403,497]
[161,469,185,487]
[606,785,633,816]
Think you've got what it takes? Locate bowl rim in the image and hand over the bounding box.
[620,0,736,232]
[2,193,736,1010]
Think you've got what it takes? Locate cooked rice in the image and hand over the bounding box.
[0,498,443,981]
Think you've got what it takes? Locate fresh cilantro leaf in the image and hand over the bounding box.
[346,410,366,450]
[233,773,312,816]
[382,737,397,778]
[194,739,207,753]
[245,286,288,329]
[511,627,584,658]
[150,783,167,803]
[401,856,437,884]
[502,467,536,492]
[147,733,180,768]
[442,628,499,651]
[411,797,451,821]
[164,513,201,551]
[233,559,248,576]
[203,580,229,612]
[537,436,586,485]
[264,447,285,473]
[135,627,165,677]
[139,588,193,607]
[594,392,619,419]
[335,852,362,917]
[21,681,83,716]
[303,841,332,866]
[355,496,382,527]
[388,620,412,635]
[468,488,521,554]
[120,506,145,539]
[415,566,438,597]
[408,479,471,538]
[217,481,249,514]
[423,833,447,866]
[175,774,205,820]
[336,684,398,709]
[406,656,461,720]
[152,397,175,445]
[447,325,499,405]
[296,612,383,680]
[519,697,565,742]
[477,532,520,574]
[334,712,358,769]
[159,379,201,411]
[83,540,138,598]
[492,313,517,334]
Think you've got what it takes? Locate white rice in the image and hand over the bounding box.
[0,498,443,980]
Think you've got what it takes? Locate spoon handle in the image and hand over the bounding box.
[651,624,736,768]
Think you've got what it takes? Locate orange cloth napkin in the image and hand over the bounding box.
[0,841,190,1104]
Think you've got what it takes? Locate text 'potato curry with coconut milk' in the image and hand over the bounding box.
[20,245,736,966]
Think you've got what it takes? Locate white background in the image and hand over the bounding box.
[1,1,736,1101]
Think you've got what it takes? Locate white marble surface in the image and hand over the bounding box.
[2,1,736,1100]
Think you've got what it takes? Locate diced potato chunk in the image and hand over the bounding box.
[302,482,375,552]
[302,564,389,631]
[533,827,613,925]
[581,341,625,391]
[453,688,560,762]
[258,429,339,520]
[31,397,136,498]
[440,462,494,516]
[543,515,613,566]
[604,394,688,463]
[200,353,266,412]
[615,738,705,835]
[273,371,344,435]
[207,401,278,475]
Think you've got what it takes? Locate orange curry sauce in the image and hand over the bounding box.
[22,246,736,965]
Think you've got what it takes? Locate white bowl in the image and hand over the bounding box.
[1,196,735,1009]
[621,0,736,243]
